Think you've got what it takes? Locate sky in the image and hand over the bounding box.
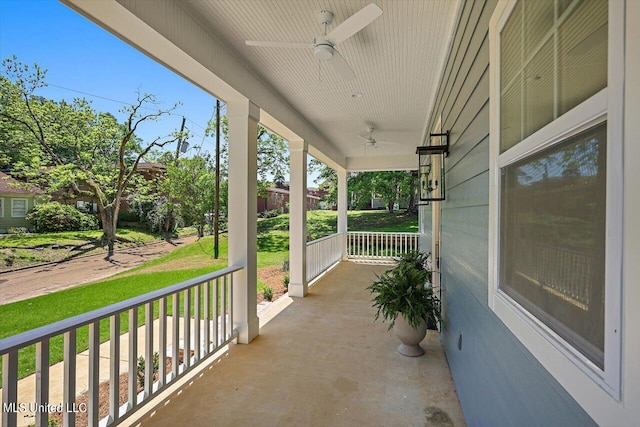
[0,0,220,157]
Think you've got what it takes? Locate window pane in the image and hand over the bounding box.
[501,0,522,90]
[524,0,554,54]
[558,0,608,116]
[12,199,27,217]
[557,0,573,18]
[524,38,554,140]
[501,75,522,152]
[500,122,606,368]
[500,0,608,152]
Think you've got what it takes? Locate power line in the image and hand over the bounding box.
[37,81,231,157]
[45,82,214,135]
[185,117,208,132]
[46,83,151,109]
[196,105,218,156]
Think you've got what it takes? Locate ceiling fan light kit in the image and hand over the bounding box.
[245,3,383,81]
[356,126,400,150]
[313,38,334,60]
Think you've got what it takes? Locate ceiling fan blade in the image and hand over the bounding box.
[356,134,369,141]
[326,3,383,45]
[245,40,314,49]
[329,49,356,81]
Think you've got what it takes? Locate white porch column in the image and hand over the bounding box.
[337,167,348,260]
[289,139,308,297]
[227,98,259,343]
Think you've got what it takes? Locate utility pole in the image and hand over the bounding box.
[214,99,221,259]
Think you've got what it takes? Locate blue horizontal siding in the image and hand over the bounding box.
[427,0,596,425]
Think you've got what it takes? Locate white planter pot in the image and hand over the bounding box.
[393,315,427,357]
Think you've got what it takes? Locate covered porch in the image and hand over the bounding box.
[1,1,461,425]
[136,260,463,427]
[3,0,637,425]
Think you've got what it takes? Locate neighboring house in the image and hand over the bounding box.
[133,161,167,180]
[118,162,167,215]
[257,187,321,215]
[0,171,45,233]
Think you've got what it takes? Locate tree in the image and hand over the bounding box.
[205,113,289,195]
[0,56,184,256]
[339,171,417,212]
[256,125,288,186]
[309,159,338,206]
[369,171,417,212]
[348,172,376,209]
[164,155,216,238]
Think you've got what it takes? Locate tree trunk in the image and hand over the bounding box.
[101,206,117,257]
[407,192,416,214]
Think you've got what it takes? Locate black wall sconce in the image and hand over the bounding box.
[417,130,449,202]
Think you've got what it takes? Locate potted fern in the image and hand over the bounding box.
[366,251,441,357]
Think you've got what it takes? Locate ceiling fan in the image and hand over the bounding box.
[357,126,398,149]
[245,3,383,81]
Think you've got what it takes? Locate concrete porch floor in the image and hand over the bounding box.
[139,261,465,427]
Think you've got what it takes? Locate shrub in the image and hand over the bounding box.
[262,286,274,302]
[137,352,160,388]
[283,274,290,289]
[259,209,280,219]
[8,227,28,235]
[26,202,99,232]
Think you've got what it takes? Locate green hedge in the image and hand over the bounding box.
[26,202,99,232]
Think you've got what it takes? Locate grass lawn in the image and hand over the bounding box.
[0,228,165,271]
[257,209,418,240]
[0,209,416,380]
[0,228,159,249]
[0,232,286,381]
[347,210,418,232]
[0,267,219,380]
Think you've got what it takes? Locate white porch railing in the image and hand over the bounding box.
[306,232,344,282]
[347,231,420,260]
[0,266,242,427]
[305,232,420,281]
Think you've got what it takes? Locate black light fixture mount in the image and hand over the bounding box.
[417,130,449,202]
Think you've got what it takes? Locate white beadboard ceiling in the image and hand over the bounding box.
[181,0,460,160]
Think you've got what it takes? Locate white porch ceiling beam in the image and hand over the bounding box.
[346,154,417,172]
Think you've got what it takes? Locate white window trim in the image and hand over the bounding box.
[0,197,4,218]
[488,0,624,414]
[11,198,28,218]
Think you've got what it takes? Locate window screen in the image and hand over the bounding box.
[499,122,606,368]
